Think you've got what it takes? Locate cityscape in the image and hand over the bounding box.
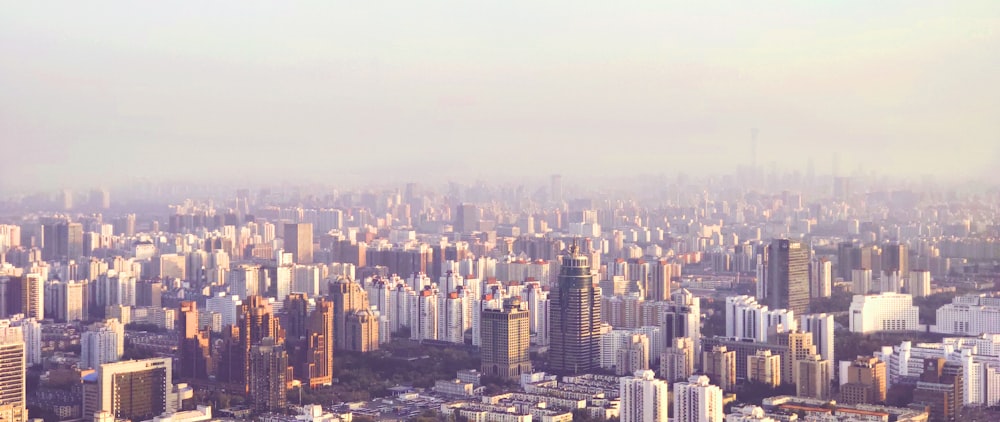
[2,2,999,422]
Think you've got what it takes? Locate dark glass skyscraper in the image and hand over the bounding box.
[765,239,810,315]
[548,246,601,375]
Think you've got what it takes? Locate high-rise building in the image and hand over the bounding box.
[54,280,85,322]
[480,298,531,380]
[764,239,810,316]
[703,346,737,392]
[23,274,43,321]
[219,296,282,392]
[620,370,669,422]
[331,278,378,352]
[674,375,724,422]
[770,330,817,384]
[660,337,694,383]
[840,356,887,404]
[809,258,832,298]
[912,358,963,422]
[799,313,835,362]
[55,222,84,262]
[305,298,334,387]
[615,333,650,376]
[97,358,171,422]
[0,320,26,422]
[81,319,125,370]
[177,302,212,380]
[249,337,288,412]
[747,350,781,387]
[908,270,931,298]
[454,203,480,233]
[284,223,313,265]
[796,354,833,400]
[882,243,907,280]
[663,288,702,356]
[548,246,602,375]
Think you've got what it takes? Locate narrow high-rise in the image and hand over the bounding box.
[620,370,668,422]
[480,298,531,380]
[674,375,724,422]
[548,246,601,375]
[764,239,810,316]
[0,320,26,422]
[284,223,313,265]
[331,279,379,352]
[177,301,212,380]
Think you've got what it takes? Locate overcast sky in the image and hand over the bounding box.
[1,1,998,191]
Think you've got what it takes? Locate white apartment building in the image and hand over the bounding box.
[876,335,1000,406]
[674,375,724,422]
[725,295,797,343]
[620,370,669,422]
[848,293,920,334]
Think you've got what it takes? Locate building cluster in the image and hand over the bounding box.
[0,175,997,421]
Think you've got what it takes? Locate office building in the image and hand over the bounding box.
[619,370,668,422]
[763,239,810,316]
[703,345,737,392]
[480,298,531,380]
[747,350,781,387]
[284,223,313,265]
[54,280,85,322]
[455,203,480,233]
[796,354,833,400]
[674,375,724,422]
[663,288,702,356]
[0,320,26,422]
[23,274,43,321]
[97,358,172,422]
[548,246,602,375]
[882,242,907,280]
[849,293,920,334]
[840,356,886,405]
[770,330,817,384]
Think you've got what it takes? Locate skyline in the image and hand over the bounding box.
[2,2,999,191]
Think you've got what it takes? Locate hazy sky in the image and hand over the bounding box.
[2,1,998,191]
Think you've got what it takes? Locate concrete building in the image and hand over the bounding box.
[747,350,781,387]
[800,313,835,362]
[840,356,886,405]
[674,375,723,422]
[0,319,26,422]
[480,298,531,380]
[703,345,737,392]
[81,319,125,370]
[96,358,173,422]
[619,370,668,422]
[660,337,695,383]
[932,294,1000,336]
[284,223,314,265]
[796,354,833,400]
[849,293,920,334]
[763,239,810,316]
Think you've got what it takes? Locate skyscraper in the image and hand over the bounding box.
[0,320,26,422]
[747,350,781,387]
[454,203,479,233]
[284,223,313,265]
[480,297,531,380]
[548,246,601,375]
[620,370,668,422]
[764,239,810,316]
[796,354,833,400]
[81,319,125,370]
[177,302,212,380]
[674,375,724,422]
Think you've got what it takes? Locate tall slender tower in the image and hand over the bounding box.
[765,239,810,316]
[548,245,601,375]
[0,319,26,422]
[177,301,212,380]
